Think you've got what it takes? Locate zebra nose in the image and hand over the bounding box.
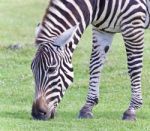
[39,109,47,116]
[31,96,49,120]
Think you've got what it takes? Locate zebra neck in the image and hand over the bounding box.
[39,0,96,53]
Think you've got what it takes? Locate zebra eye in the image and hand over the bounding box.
[47,66,57,74]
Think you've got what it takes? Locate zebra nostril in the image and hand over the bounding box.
[39,110,47,116]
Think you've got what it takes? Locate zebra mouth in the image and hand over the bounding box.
[31,100,56,120]
[32,108,56,120]
[49,108,56,119]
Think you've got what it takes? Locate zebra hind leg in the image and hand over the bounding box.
[78,29,114,119]
[121,24,144,121]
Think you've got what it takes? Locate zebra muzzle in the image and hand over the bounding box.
[31,96,56,120]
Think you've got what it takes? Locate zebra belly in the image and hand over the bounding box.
[92,24,121,33]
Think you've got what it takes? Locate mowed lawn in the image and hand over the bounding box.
[0,0,150,130]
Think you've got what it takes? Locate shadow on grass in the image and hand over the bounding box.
[0,110,125,121]
[0,110,32,120]
[58,110,123,120]
[0,109,148,121]
[94,110,150,121]
[94,110,123,120]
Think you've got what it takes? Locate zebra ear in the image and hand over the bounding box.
[54,25,78,48]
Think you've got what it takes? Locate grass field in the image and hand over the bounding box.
[0,0,150,131]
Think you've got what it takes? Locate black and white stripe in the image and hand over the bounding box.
[31,0,150,120]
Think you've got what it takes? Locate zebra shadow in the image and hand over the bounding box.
[0,109,148,121]
[93,110,124,120]
[0,110,32,120]
[93,110,150,121]
[57,110,123,120]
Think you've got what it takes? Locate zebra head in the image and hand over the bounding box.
[31,24,78,120]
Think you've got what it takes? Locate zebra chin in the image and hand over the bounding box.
[31,96,56,120]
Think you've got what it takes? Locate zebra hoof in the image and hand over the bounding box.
[78,104,94,119]
[78,111,93,119]
[122,109,136,121]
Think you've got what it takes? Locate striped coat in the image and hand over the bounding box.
[31,0,150,120]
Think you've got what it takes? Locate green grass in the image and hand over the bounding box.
[0,0,150,130]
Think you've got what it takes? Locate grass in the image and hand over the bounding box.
[0,0,150,130]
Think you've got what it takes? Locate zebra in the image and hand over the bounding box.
[31,0,150,121]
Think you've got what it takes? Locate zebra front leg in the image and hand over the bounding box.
[122,26,144,121]
[79,29,114,118]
